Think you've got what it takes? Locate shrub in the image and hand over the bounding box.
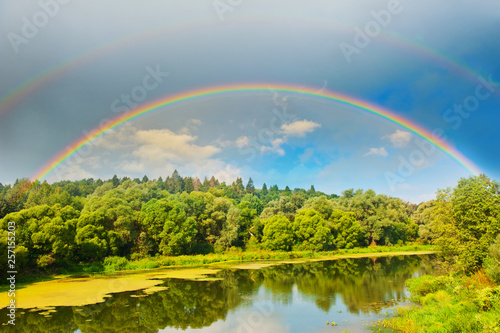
[473,287,500,311]
[104,256,128,271]
[37,254,55,268]
[406,275,455,301]
[485,235,500,283]
[130,252,149,261]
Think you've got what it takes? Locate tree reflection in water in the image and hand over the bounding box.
[0,254,436,332]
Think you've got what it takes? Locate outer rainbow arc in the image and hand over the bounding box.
[32,84,481,182]
[2,16,498,119]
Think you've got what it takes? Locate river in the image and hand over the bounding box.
[0,254,437,332]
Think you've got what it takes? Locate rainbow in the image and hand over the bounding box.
[1,17,498,118]
[32,83,481,182]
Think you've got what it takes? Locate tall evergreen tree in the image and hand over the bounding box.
[261,183,268,196]
[111,175,120,187]
[193,177,202,191]
[246,177,255,194]
[171,170,184,193]
[308,185,316,194]
[184,177,195,193]
[284,186,292,195]
[209,176,217,188]
[235,178,245,195]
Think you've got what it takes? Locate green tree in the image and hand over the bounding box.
[75,224,108,261]
[159,201,197,255]
[434,175,500,274]
[262,215,295,251]
[329,209,365,249]
[245,177,255,194]
[293,209,333,251]
[138,198,172,254]
[111,175,120,187]
[284,186,291,195]
[303,196,334,220]
[411,200,437,243]
[261,183,268,197]
[485,235,500,283]
[184,177,195,193]
[215,206,240,250]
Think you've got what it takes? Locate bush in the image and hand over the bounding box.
[37,254,55,268]
[473,287,500,311]
[130,252,149,261]
[245,236,261,251]
[104,256,128,271]
[485,235,500,283]
[406,275,455,301]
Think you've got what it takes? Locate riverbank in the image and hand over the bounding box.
[379,271,500,332]
[3,244,436,286]
[1,245,435,311]
[73,244,436,274]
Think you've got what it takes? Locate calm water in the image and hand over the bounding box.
[2,254,437,333]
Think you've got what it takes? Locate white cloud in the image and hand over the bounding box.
[134,159,242,185]
[257,119,321,157]
[364,147,388,157]
[46,164,97,183]
[98,124,137,150]
[215,139,232,148]
[280,120,321,137]
[100,127,243,183]
[210,162,242,185]
[179,119,202,134]
[133,129,221,163]
[235,136,250,148]
[261,138,285,156]
[384,130,412,147]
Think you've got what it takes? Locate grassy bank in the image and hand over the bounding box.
[4,244,435,285]
[77,244,436,274]
[379,271,500,332]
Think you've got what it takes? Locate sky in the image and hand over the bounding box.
[0,0,499,203]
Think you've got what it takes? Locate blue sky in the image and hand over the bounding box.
[0,0,499,203]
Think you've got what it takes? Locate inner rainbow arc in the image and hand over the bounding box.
[32,83,482,182]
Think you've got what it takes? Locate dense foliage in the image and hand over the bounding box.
[0,171,425,278]
[381,174,500,332]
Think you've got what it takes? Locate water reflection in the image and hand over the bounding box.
[1,254,436,332]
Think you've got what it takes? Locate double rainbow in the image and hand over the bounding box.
[32,83,481,182]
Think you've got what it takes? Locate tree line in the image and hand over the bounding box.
[0,171,498,279]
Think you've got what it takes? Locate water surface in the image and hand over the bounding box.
[1,254,437,332]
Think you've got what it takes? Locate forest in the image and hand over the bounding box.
[0,172,499,286]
